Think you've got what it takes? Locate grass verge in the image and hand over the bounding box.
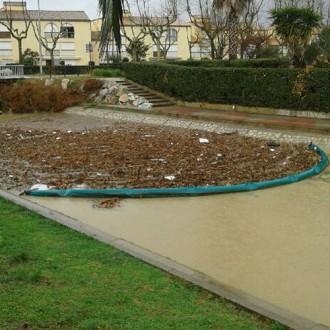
[0,197,286,330]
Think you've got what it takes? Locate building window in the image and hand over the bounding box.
[44,43,76,58]
[167,28,177,43]
[60,24,75,39]
[60,42,75,56]
[44,23,59,39]
[45,50,60,56]
[0,25,11,39]
[152,50,165,58]
[0,41,12,55]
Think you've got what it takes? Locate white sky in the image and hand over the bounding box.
[12,1,167,21]
[20,0,99,20]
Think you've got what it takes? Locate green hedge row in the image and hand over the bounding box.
[122,62,330,112]
[170,58,329,68]
[23,64,122,75]
[171,58,291,68]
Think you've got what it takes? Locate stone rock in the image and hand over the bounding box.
[61,79,70,90]
[102,81,116,90]
[45,78,54,87]
[116,86,127,96]
[128,93,136,101]
[105,95,117,105]
[108,86,118,95]
[99,88,109,98]
[119,94,129,103]
[132,99,140,107]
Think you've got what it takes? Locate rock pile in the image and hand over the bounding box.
[93,80,152,109]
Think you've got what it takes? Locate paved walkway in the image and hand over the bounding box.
[147,104,330,134]
[2,106,330,330]
[67,106,330,149]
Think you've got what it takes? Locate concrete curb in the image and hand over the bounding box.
[1,189,329,330]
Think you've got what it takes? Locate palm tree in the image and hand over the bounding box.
[98,0,124,52]
[213,0,248,60]
[270,7,321,65]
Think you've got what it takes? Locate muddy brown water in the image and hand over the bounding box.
[27,173,330,326]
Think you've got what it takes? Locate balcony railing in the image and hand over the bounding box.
[0,65,24,79]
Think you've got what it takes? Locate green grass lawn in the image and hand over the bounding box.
[0,197,285,330]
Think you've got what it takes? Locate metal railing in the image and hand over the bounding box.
[0,65,24,79]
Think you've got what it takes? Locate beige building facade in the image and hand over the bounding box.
[91,13,193,64]
[0,1,92,65]
[0,2,218,66]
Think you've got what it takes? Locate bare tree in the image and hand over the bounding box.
[186,0,228,59]
[133,0,179,60]
[0,1,32,64]
[239,0,274,58]
[121,2,150,61]
[184,25,199,59]
[32,21,63,76]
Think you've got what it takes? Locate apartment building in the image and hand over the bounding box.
[91,11,193,64]
[0,1,91,65]
[1,1,239,66]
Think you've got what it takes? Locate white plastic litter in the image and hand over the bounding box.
[164,175,175,181]
[30,184,50,191]
[138,102,151,110]
[72,184,89,190]
[199,138,209,144]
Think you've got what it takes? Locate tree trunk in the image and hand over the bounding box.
[50,51,54,78]
[228,10,238,60]
[18,39,23,64]
[210,40,216,60]
[157,39,161,60]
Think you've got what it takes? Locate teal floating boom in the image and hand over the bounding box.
[26,144,328,198]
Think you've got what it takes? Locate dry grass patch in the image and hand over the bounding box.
[0,79,89,113]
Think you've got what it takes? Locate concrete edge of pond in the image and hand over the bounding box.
[1,188,329,330]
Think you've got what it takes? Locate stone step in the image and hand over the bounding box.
[117,79,175,107]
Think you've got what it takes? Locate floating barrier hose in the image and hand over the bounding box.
[26,144,328,198]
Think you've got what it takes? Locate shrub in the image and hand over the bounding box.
[92,68,123,77]
[83,79,103,92]
[122,62,330,112]
[0,79,87,113]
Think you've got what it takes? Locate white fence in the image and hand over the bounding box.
[0,65,24,79]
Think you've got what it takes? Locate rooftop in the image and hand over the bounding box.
[0,9,90,21]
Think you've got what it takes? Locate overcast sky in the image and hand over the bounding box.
[14,0,166,20]
[22,0,99,19]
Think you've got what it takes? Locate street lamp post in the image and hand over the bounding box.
[37,0,43,74]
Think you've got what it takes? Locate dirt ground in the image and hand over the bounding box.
[0,112,321,192]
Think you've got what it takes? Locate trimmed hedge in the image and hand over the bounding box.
[122,62,330,112]
[170,58,291,68]
[92,68,123,77]
[23,64,122,76]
